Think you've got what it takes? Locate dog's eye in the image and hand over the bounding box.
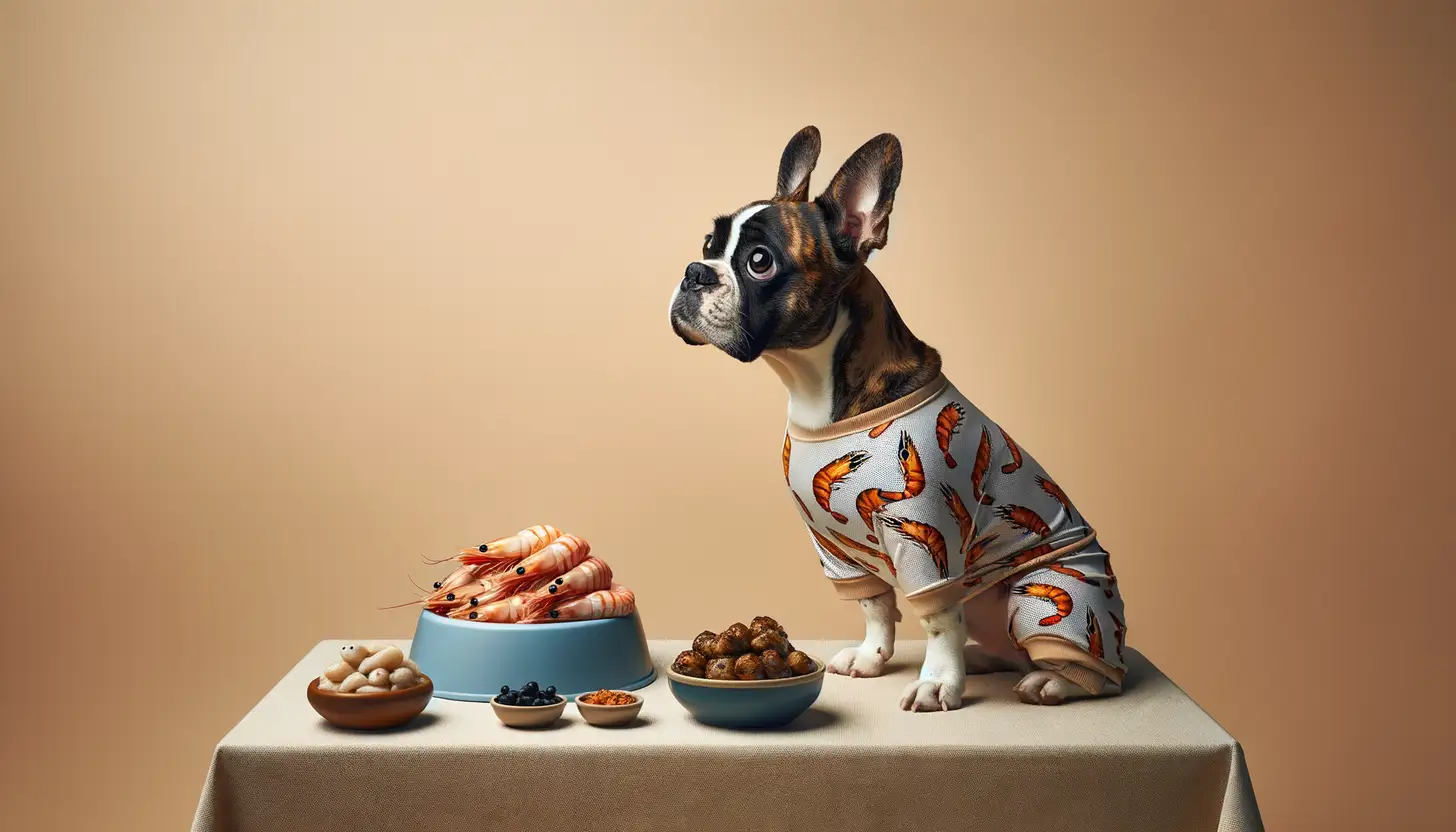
[746,246,776,279]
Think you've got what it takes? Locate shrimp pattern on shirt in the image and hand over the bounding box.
[784,375,1127,679]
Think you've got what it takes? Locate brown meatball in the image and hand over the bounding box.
[750,629,788,656]
[706,658,736,680]
[693,631,718,657]
[710,634,741,659]
[760,650,791,678]
[671,650,708,678]
[786,651,815,676]
[749,616,782,636]
[733,653,765,681]
[722,623,752,652]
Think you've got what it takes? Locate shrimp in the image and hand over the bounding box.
[1086,610,1105,659]
[971,426,995,505]
[940,483,975,554]
[538,585,636,621]
[401,563,486,610]
[963,533,1000,571]
[519,556,614,619]
[935,403,964,468]
[1007,543,1057,571]
[828,528,897,576]
[881,516,949,579]
[812,527,871,572]
[782,434,792,484]
[999,427,1023,474]
[1036,475,1071,515]
[1012,582,1073,626]
[484,534,591,601]
[868,419,895,439]
[451,594,531,623]
[1047,564,1100,586]
[854,432,925,539]
[455,524,564,566]
[1109,610,1126,661]
[996,505,1051,538]
[853,491,883,543]
[813,451,870,523]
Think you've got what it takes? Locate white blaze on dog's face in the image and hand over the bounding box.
[668,126,904,365]
[667,202,771,361]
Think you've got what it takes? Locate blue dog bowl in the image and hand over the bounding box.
[408,610,656,702]
[666,655,825,729]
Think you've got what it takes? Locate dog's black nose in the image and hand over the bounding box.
[681,262,720,291]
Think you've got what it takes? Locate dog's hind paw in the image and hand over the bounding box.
[1013,669,1094,705]
[827,645,889,678]
[899,677,964,712]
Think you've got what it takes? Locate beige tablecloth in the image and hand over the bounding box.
[191,640,1261,832]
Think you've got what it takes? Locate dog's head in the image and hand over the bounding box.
[668,127,904,363]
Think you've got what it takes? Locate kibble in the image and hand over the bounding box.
[680,616,818,682]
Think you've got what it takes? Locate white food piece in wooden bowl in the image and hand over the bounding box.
[359,646,404,675]
[340,645,373,668]
[337,672,369,693]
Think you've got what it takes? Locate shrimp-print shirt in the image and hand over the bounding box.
[783,374,1103,618]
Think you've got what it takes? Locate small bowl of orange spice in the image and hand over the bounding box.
[575,689,643,727]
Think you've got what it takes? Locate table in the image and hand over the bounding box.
[191,640,1262,832]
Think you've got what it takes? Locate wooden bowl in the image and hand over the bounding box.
[489,695,567,728]
[307,676,434,730]
[575,692,644,727]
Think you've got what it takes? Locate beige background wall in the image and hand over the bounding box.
[3,2,1453,829]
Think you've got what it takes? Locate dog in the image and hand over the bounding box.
[669,127,1128,712]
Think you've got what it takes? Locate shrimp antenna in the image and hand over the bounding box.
[376,597,425,611]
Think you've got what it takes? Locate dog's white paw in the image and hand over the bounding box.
[899,674,964,712]
[1013,669,1087,705]
[827,644,890,678]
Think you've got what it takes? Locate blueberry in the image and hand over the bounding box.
[500,693,517,705]
[500,685,510,696]
[535,698,550,707]
[544,686,556,697]
[523,681,539,695]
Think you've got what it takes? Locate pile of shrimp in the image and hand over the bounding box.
[394,525,637,624]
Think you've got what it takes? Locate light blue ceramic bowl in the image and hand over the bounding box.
[408,610,656,702]
[666,655,825,729]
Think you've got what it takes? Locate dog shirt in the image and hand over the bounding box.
[782,374,1103,619]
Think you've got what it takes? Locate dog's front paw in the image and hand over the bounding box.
[827,644,890,678]
[899,674,964,712]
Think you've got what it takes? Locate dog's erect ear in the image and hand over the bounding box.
[774,126,822,202]
[818,133,903,259]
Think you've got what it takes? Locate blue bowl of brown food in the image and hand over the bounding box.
[666,653,825,729]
